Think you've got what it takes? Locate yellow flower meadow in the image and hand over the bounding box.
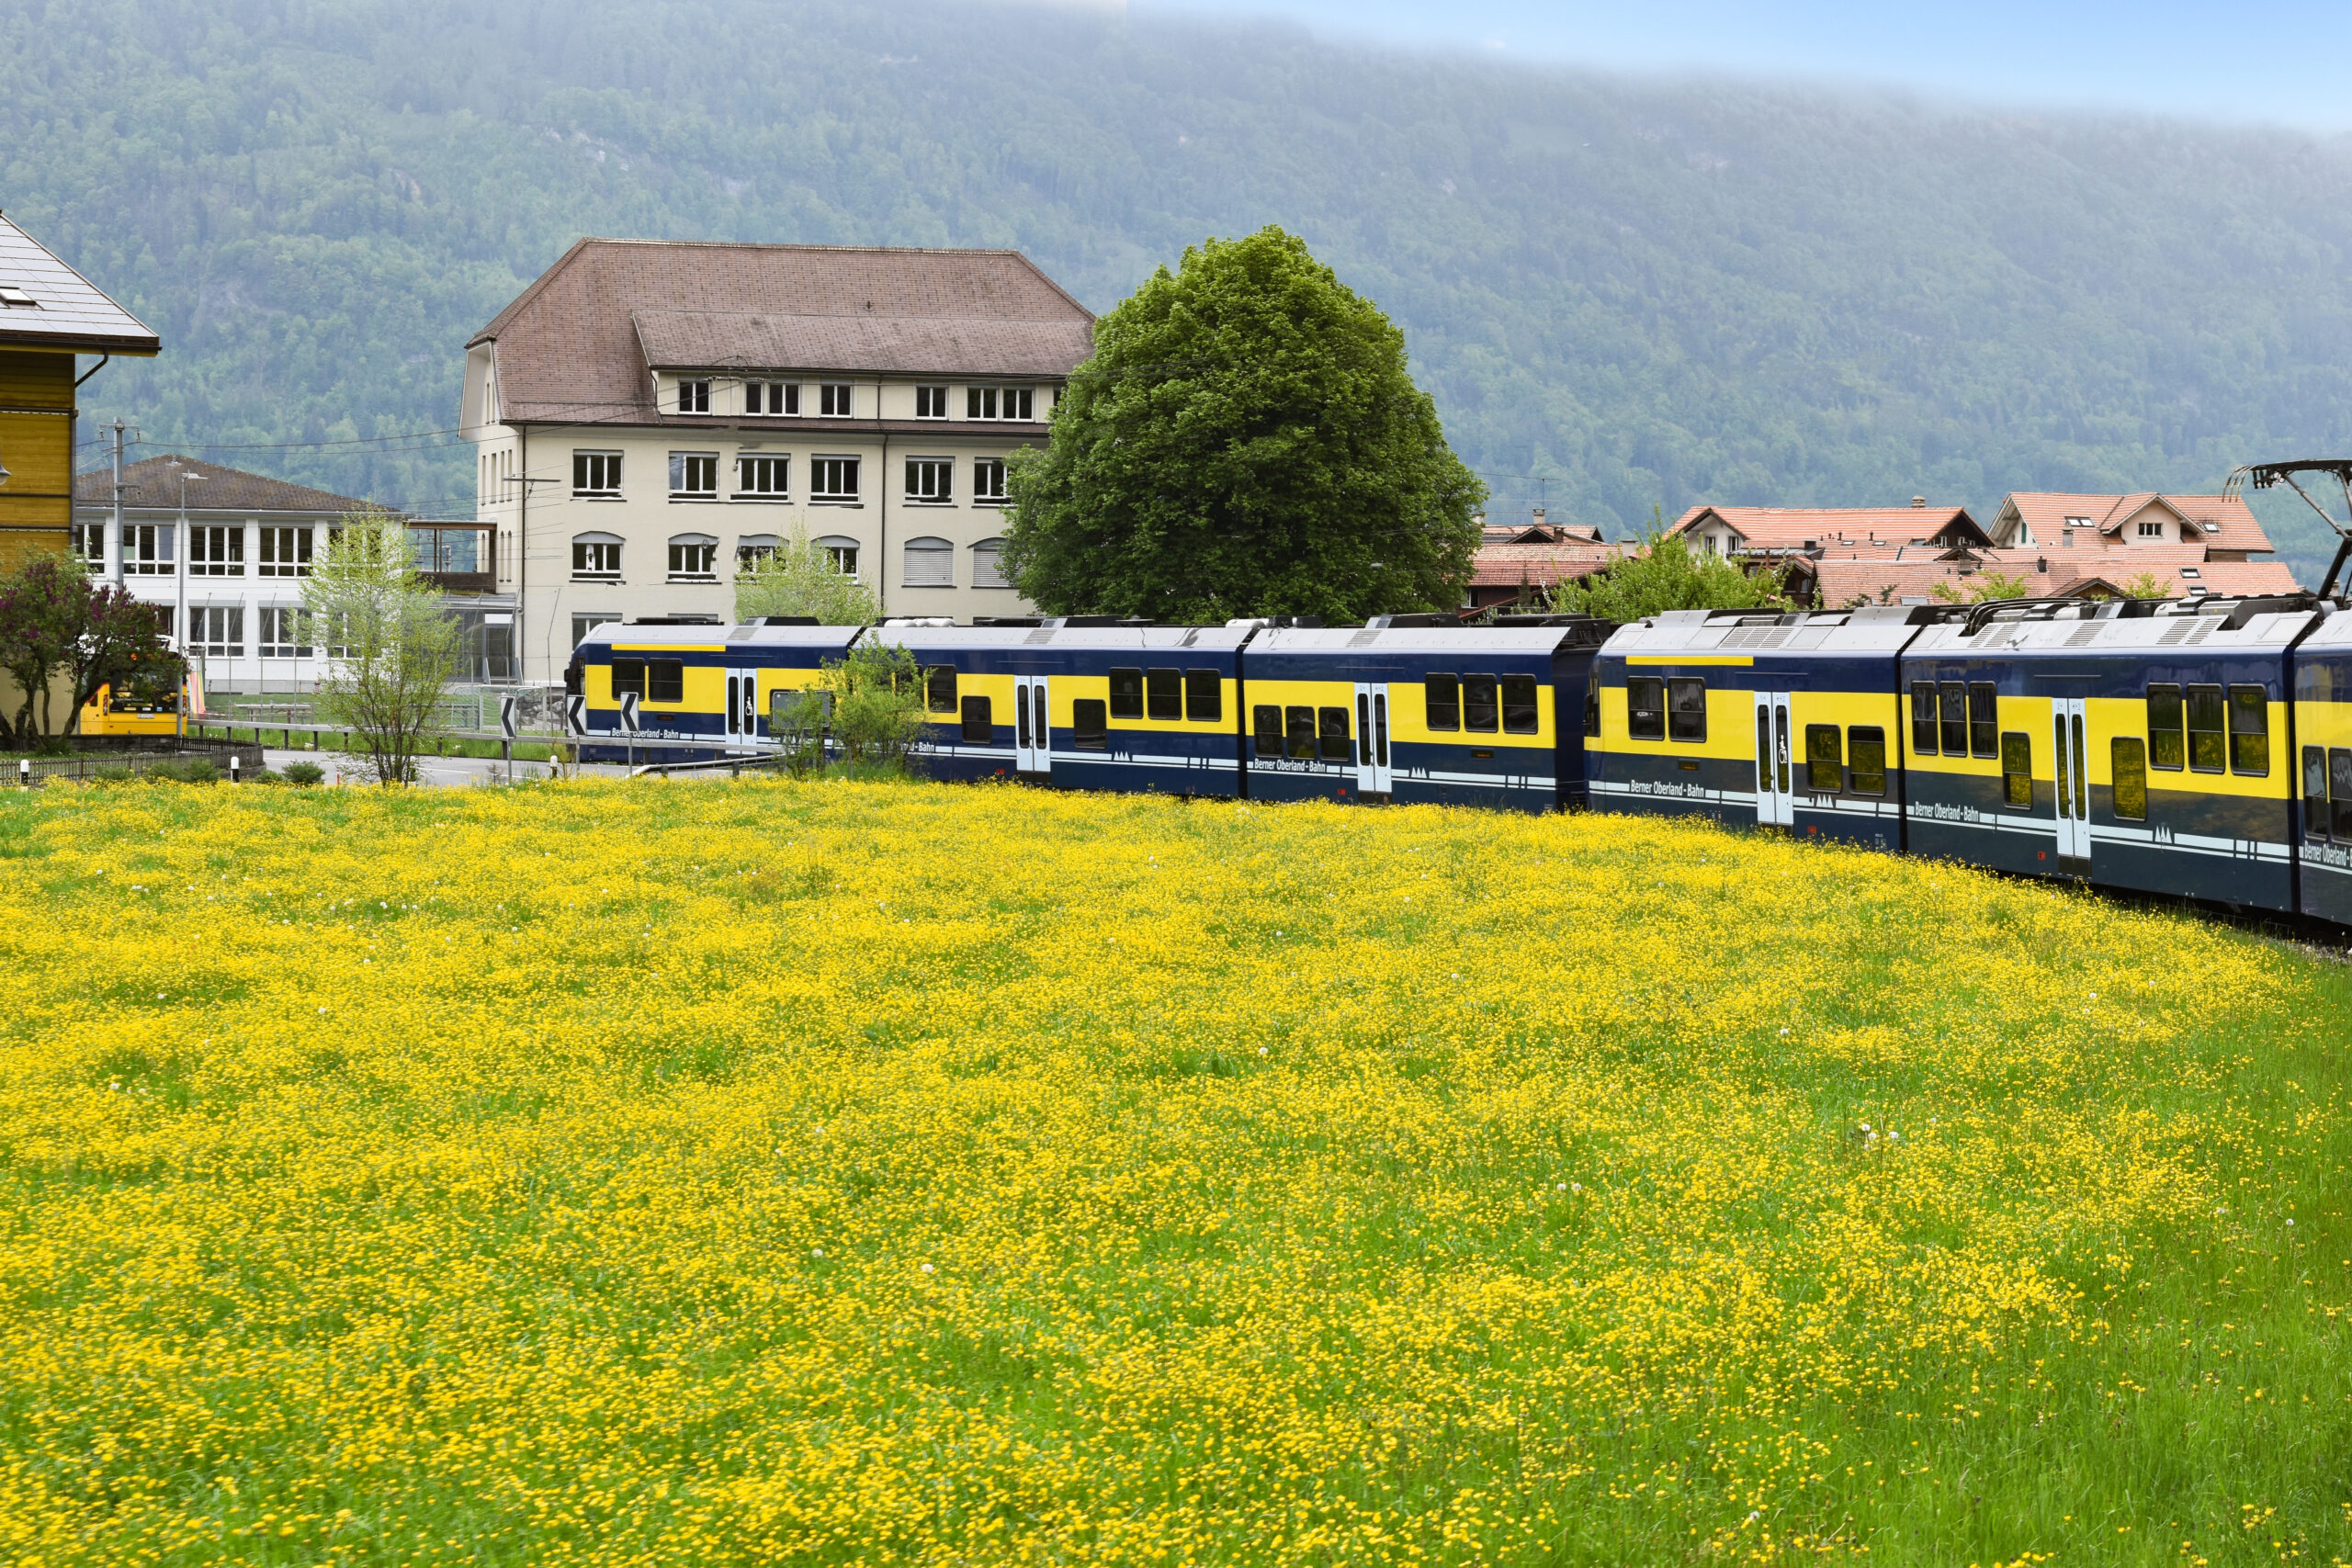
[0,778,2344,1566]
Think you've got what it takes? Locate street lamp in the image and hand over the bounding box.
[173,468,203,742]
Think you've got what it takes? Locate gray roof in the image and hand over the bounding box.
[75,455,380,515]
[0,211,161,355]
[471,240,1091,426]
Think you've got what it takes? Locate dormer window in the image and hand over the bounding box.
[2138,521,2164,538]
[675,378,710,414]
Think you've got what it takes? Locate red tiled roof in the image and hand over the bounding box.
[1673,504,1990,550]
[473,240,1093,426]
[1467,542,1624,589]
[1995,491,2275,554]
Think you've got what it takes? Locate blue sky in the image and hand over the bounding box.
[1138,0,2352,133]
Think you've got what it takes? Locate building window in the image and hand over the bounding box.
[811,457,860,502]
[670,452,719,499]
[820,383,853,417]
[68,521,104,566]
[256,605,311,658]
[187,605,243,658]
[974,458,1007,503]
[189,526,243,577]
[905,457,953,504]
[902,536,954,587]
[914,386,950,419]
[572,534,623,581]
[668,535,718,581]
[573,451,623,497]
[257,526,312,578]
[736,456,789,499]
[2138,520,2164,538]
[967,386,1035,421]
[746,380,797,416]
[814,536,859,578]
[970,537,1010,589]
[571,613,620,649]
[736,534,780,570]
[675,378,710,414]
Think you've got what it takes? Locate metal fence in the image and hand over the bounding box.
[15,735,268,786]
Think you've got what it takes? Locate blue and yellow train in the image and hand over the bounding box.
[566,588,2352,926]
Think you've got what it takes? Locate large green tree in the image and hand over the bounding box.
[1001,228,1485,623]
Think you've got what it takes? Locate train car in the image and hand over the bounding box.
[1901,594,2318,909]
[567,618,861,762]
[1237,615,1610,812]
[77,676,186,738]
[2284,602,2352,922]
[1589,605,1935,848]
[876,618,1251,792]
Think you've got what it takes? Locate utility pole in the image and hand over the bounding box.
[173,466,202,742]
[107,420,126,585]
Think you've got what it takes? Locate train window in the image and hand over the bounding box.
[1804,724,1842,792]
[1464,675,1500,732]
[1585,673,1601,739]
[2147,684,2184,770]
[1909,682,1938,756]
[2000,732,2033,808]
[2112,737,2149,821]
[1072,698,1109,750]
[960,694,992,743]
[1503,674,1542,734]
[2186,684,2226,773]
[1285,706,1317,761]
[1109,668,1145,720]
[1425,674,1461,730]
[1968,682,1998,757]
[1939,682,1967,756]
[648,660,684,704]
[2227,685,2270,775]
[1253,705,1283,760]
[1147,668,1183,722]
[2305,747,2330,840]
[1849,727,1887,795]
[610,659,646,700]
[1317,706,1351,761]
[1665,678,1705,742]
[925,666,957,713]
[1184,669,1222,723]
[2334,749,2352,840]
[1627,677,1666,740]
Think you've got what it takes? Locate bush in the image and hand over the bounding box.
[281,761,325,786]
[89,764,134,784]
[246,767,281,784]
[151,759,219,784]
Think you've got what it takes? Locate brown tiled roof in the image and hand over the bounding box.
[74,455,380,514]
[1995,491,2275,553]
[1673,503,1992,550]
[474,240,1093,425]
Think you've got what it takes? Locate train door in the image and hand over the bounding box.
[1014,675,1051,776]
[725,671,758,744]
[1754,690,1794,827]
[1353,681,1393,797]
[726,672,741,740]
[2052,695,2090,875]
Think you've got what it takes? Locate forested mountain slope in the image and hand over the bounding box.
[6,0,2352,573]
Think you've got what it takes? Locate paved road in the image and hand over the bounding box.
[259,750,639,788]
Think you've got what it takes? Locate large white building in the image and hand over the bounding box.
[461,240,1093,683]
[71,457,507,694]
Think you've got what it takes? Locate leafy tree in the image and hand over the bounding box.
[733,523,877,625]
[783,641,926,773]
[2118,570,2175,599]
[302,509,460,785]
[1551,525,1787,622]
[1002,227,1484,623]
[0,557,179,749]
[1929,570,2037,604]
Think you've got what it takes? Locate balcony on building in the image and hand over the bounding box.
[407,521,496,592]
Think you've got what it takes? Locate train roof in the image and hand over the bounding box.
[1249,620,1610,656]
[869,622,1257,652]
[1602,604,1939,659]
[1905,593,2327,658]
[579,621,864,652]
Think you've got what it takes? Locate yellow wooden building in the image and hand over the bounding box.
[0,209,159,570]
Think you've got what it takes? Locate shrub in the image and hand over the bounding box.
[281,760,326,786]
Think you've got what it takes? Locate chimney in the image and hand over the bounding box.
[1532,504,1545,523]
[1911,496,1927,509]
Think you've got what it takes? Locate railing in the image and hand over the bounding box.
[408,523,495,592]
